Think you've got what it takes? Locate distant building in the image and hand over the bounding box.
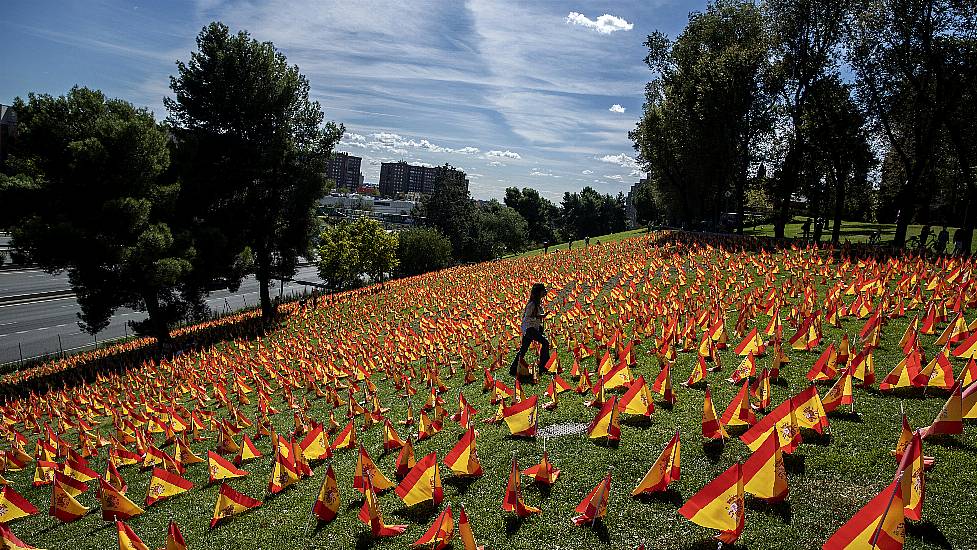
[0,104,17,169]
[379,161,468,196]
[326,152,363,190]
[319,193,417,226]
[625,175,648,228]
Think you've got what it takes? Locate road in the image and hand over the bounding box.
[0,266,323,364]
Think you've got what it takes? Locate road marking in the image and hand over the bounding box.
[0,295,75,309]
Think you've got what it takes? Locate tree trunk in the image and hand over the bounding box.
[142,290,171,344]
[256,247,274,319]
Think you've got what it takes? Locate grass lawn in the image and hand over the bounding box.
[744,217,977,252]
[2,230,975,550]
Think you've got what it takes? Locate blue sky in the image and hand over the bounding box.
[2,0,707,201]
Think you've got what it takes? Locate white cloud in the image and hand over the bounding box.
[566,12,634,34]
[598,153,639,169]
[582,169,593,175]
[530,168,554,177]
[456,146,481,155]
[629,169,643,177]
[344,132,367,142]
[603,174,624,180]
[487,149,522,160]
[609,104,626,113]
[487,161,506,167]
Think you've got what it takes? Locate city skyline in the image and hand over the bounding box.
[1,0,704,201]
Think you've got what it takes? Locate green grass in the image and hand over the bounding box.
[3,231,976,550]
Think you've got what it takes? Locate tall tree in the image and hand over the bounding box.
[414,165,477,260]
[632,0,774,232]
[166,22,343,318]
[846,0,973,246]
[503,187,560,245]
[2,87,191,341]
[561,187,626,239]
[765,0,849,238]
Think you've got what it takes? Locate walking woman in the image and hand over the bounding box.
[510,283,550,377]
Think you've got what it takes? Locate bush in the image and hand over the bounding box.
[397,227,452,277]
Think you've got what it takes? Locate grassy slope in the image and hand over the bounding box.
[5,232,976,550]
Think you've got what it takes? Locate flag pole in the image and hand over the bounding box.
[303,465,326,541]
[869,472,903,549]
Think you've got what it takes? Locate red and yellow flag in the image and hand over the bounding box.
[0,523,46,550]
[0,487,38,524]
[522,450,560,486]
[146,468,193,506]
[572,472,611,526]
[678,462,744,544]
[210,483,262,528]
[207,451,248,484]
[587,396,620,441]
[822,479,904,549]
[413,505,454,549]
[116,520,149,550]
[396,452,442,507]
[632,431,680,496]
[99,478,144,520]
[502,457,540,517]
[165,521,187,550]
[502,396,538,437]
[312,464,340,523]
[444,428,483,477]
[742,432,788,503]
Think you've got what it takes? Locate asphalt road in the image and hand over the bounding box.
[0,266,323,364]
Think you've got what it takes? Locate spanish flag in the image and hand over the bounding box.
[358,476,406,537]
[572,472,611,526]
[896,432,924,521]
[587,395,620,441]
[165,520,187,550]
[145,468,193,506]
[331,421,356,451]
[742,432,789,503]
[99,478,144,520]
[312,464,340,523]
[502,395,538,437]
[395,452,442,507]
[822,367,854,413]
[210,483,262,529]
[267,449,300,495]
[458,504,484,550]
[701,387,728,440]
[444,428,483,477]
[0,523,46,550]
[413,505,454,549]
[920,383,963,438]
[382,419,406,452]
[207,451,248,484]
[822,479,904,549]
[502,457,540,517]
[617,375,654,417]
[49,474,88,522]
[0,487,38,523]
[354,445,396,493]
[720,380,756,427]
[116,520,149,550]
[678,462,744,544]
[233,433,262,466]
[522,450,560,485]
[632,431,680,496]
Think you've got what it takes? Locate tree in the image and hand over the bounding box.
[632,0,774,232]
[1,87,191,341]
[561,187,627,239]
[397,227,452,277]
[503,187,560,245]
[630,178,660,224]
[316,218,397,290]
[477,201,529,258]
[801,76,875,244]
[414,165,479,260]
[166,22,343,318]
[846,0,974,246]
[765,0,850,238]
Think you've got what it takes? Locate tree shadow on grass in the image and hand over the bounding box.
[443,475,478,495]
[503,514,532,536]
[927,435,976,452]
[391,501,438,523]
[621,415,652,429]
[747,496,792,523]
[829,410,863,423]
[784,453,806,474]
[703,439,725,463]
[634,487,684,507]
[907,520,953,549]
